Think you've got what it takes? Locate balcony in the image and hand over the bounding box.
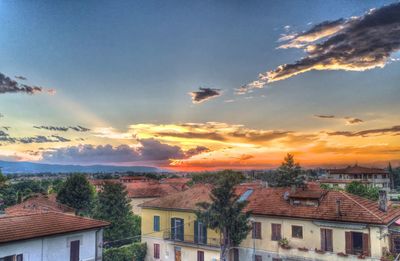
[163,231,220,248]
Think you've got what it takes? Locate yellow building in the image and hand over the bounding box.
[141,183,400,261]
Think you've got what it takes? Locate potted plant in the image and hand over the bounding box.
[357,254,366,259]
[298,247,308,252]
[278,238,291,249]
[337,252,348,257]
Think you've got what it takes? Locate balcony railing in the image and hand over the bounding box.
[163,231,220,248]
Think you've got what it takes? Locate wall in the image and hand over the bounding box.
[0,229,103,261]
[130,197,158,215]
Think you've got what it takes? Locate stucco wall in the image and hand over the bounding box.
[0,229,103,261]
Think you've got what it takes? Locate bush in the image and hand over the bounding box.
[104,243,147,261]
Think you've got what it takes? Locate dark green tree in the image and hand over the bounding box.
[196,171,251,261]
[274,153,304,187]
[345,181,379,201]
[93,182,141,246]
[0,170,7,187]
[57,174,94,214]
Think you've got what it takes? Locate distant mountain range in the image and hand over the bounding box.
[0,160,160,174]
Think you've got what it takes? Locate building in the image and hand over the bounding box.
[0,212,109,261]
[4,193,75,216]
[324,165,391,192]
[141,183,400,261]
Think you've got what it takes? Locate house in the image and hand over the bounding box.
[140,183,400,261]
[324,165,391,192]
[4,194,75,216]
[0,212,109,261]
[126,181,182,214]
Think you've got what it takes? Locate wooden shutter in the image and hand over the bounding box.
[171,218,175,239]
[70,240,80,261]
[345,232,353,254]
[154,216,160,231]
[363,233,370,256]
[326,229,333,252]
[320,229,326,250]
[154,244,160,258]
[194,220,199,243]
[197,251,204,261]
[276,224,281,240]
[202,223,208,244]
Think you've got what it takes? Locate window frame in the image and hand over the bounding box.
[252,222,262,239]
[291,225,303,239]
[153,215,160,232]
[271,223,282,241]
[154,243,160,259]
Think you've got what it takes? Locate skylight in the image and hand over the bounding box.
[238,189,253,202]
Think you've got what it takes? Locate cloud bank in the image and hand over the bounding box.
[0,72,55,95]
[189,87,221,104]
[34,125,91,132]
[240,3,400,93]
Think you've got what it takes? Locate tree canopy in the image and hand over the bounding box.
[57,174,94,214]
[196,170,251,261]
[93,182,141,247]
[274,153,304,187]
[345,181,379,201]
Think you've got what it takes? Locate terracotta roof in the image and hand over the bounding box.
[142,183,400,225]
[140,184,213,211]
[289,189,326,199]
[89,179,120,186]
[329,165,388,175]
[245,187,400,225]
[0,212,109,244]
[120,176,149,181]
[319,179,370,184]
[5,194,75,216]
[125,182,180,198]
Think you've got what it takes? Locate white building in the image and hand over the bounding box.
[0,212,108,261]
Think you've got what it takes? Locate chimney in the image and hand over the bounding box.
[378,190,388,212]
[336,199,342,217]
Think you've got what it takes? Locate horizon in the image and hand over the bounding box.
[1,0,399,171]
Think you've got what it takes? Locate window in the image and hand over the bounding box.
[195,220,207,244]
[255,255,262,261]
[271,223,281,241]
[0,255,23,261]
[238,189,253,202]
[197,251,204,261]
[252,222,262,239]
[232,248,239,261]
[171,218,184,241]
[153,216,160,231]
[291,225,303,239]
[321,228,333,251]
[345,232,370,256]
[154,243,160,259]
[70,240,80,261]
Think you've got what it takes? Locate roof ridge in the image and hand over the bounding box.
[339,191,383,222]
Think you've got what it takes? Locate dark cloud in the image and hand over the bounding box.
[41,138,210,164]
[18,135,71,144]
[328,125,400,137]
[189,87,221,104]
[185,146,210,158]
[314,114,335,119]
[0,130,15,143]
[15,75,27,81]
[241,3,400,92]
[0,72,55,95]
[34,125,91,132]
[155,131,226,141]
[344,117,364,124]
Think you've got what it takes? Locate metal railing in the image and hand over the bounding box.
[163,231,220,248]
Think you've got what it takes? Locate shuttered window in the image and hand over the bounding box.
[291,225,303,239]
[154,243,160,259]
[252,222,262,239]
[320,228,333,251]
[271,223,281,241]
[197,251,204,261]
[345,232,370,256]
[194,220,208,244]
[153,216,160,231]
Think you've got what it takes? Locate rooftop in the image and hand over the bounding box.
[0,212,109,244]
[328,165,388,175]
[125,182,182,198]
[142,183,400,225]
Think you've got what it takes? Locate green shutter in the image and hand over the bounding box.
[202,223,207,244]
[194,220,199,243]
[153,216,160,232]
[171,218,175,239]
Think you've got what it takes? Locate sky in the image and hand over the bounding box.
[0,0,399,171]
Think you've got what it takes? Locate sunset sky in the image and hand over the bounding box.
[0,0,399,171]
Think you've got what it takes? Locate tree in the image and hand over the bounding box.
[345,181,379,201]
[0,170,7,187]
[196,171,251,261]
[274,153,304,187]
[93,182,141,246]
[57,174,94,214]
